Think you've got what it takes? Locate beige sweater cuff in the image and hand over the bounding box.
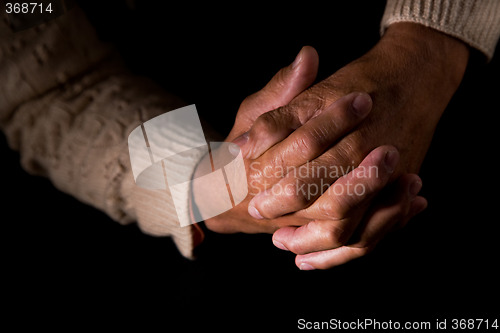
[381,0,500,61]
[0,7,200,259]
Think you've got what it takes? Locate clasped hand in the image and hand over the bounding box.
[197,23,468,269]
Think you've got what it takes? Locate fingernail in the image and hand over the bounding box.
[299,263,315,271]
[410,199,427,216]
[272,239,289,251]
[409,180,422,197]
[248,205,263,219]
[384,150,398,173]
[228,143,240,157]
[292,47,303,69]
[416,201,427,214]
[232,131,249,147]
[351,93,372,117]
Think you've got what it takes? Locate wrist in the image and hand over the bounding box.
[379,22,469,90]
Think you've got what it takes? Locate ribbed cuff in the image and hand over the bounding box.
[381,0,500,61]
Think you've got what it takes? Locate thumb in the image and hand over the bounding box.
[230,46,319,139]
[253,45,319,112]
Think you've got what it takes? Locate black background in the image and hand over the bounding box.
[2,1,499,330]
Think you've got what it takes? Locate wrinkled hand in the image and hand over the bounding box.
[240,24,468,219]
[196,46,318,234]
[228,23,468,268]
[272,146,426,269]
[198,43,421,243]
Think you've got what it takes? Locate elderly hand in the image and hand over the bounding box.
[198,44,423,252]
[239,24,468,219]
[272,146,426,270]
[196,46,317,233]
[225,23,468,268]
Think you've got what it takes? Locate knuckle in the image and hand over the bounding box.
[269,151,287,174]
[283,177,312,208]
[247,164,269,193]
[293,91,327,123]
[393,202,407,219]
[287,231,309,254]
[310,78,345,101]
[288,239,307,255]
[322,222,348,247]
[351,245,372,257]
[287,237,303,254]
[248,165,263,183]
[253,155,286,186]
[308,124,331,146]
[291,134,315,154]
[253,110,281,133]
[292,129,326,158]
[317,199,341,219]
[330,137,366,171]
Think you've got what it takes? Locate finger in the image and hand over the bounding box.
[266,92,372,167]
[295,246,371,270]
[206,207,312,234]
[228,46,319,141]
[242,46,319,115]
[349,174,422,246]
[243,91,372,189]
[243,93,372,204]
[252,145,397,220]
[294,174,424,270]
[270,146,399,253]
[241,91,372,161]
[393,195,427,230]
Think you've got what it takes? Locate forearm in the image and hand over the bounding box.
[381,22,469,87]
[330,22,469,129]
[0,7,199,258]
[372,22,469,118]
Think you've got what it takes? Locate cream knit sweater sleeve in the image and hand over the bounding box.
[0,7,201,258]
[381,0,500,60]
